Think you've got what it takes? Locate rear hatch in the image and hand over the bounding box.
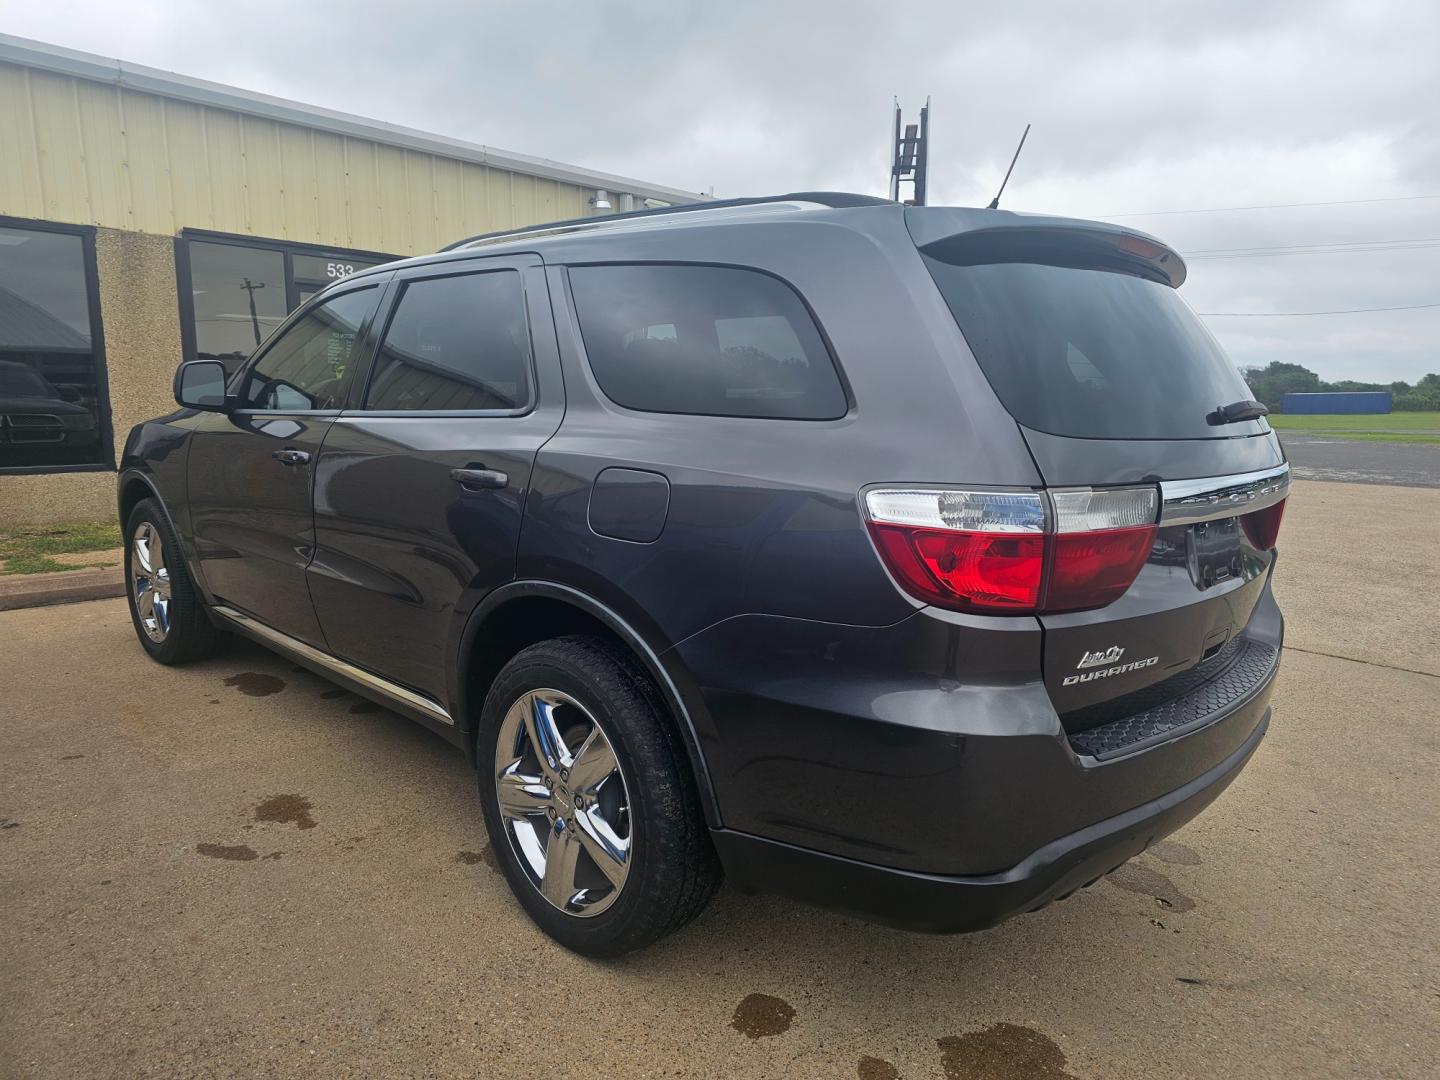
[909,209,1287,734]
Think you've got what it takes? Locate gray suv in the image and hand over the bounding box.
[120,193,1286,955]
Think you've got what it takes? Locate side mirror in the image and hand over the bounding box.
[174,360,230,412]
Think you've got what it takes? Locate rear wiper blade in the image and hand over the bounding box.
[1207,399,1269,425]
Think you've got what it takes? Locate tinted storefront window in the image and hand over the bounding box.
[187,241,287,372]
[183,236,393,374]
[0,223,108,471]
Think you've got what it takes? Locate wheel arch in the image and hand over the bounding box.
[117,468,210,606]
[117,469,161,530]
[452,581,722,828]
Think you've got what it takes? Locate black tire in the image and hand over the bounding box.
[476,635,721,957]
[123,497,223,665]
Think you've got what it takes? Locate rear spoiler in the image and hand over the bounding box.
[905,207,1187,288]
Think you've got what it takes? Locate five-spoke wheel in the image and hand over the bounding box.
[494,688,632,916]
[130,520,172,643]
[476,636,722,956]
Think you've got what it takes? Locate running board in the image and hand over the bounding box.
[210,604,454,726]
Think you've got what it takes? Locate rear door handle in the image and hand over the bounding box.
[450,467,509,491]
[273,448,311,466]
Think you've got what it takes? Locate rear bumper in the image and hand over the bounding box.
[714,706,1267,933]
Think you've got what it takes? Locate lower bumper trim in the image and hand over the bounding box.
[712,707,1268,933]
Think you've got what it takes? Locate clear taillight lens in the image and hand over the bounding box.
[864,486,1158,615]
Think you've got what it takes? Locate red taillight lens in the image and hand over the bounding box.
[869,524,1045,612]
[864,486,1159,615]
[1240,497,1286,550]
[1045,525,1158,612]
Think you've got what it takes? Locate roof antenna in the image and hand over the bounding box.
[988,123,1031,209]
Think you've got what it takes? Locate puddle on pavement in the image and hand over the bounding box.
[224,672,286,697]
[60,754,85,760]
[456,846,498,870]
[1107,861,1196,912]
[195,843,258,861]
[320,688,347,700]
[1149,839,1202,865]
[254,793,316,830]
[349,700,381,715]
[937,1024,1078,1080]
[857,1055,899,1079]
[731,993,795,1039]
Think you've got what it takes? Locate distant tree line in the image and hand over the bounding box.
[1241,362,1440,411]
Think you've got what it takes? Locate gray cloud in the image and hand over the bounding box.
[9,0,1438,380]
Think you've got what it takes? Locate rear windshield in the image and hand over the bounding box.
[921,252,1258,440]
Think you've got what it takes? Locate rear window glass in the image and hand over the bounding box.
[921,253,1258,439]
[568,264,847,420]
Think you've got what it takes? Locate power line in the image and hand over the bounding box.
[1197,301,1440,316]
[1103,194,1440,218]
[1184,236,1440,260]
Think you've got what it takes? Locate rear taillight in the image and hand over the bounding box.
[863,486,1158,615]
[1240,497,1286,550]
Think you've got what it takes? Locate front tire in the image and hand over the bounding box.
[476,636,721,957]
[124,498,222,664]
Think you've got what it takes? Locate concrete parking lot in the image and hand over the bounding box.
[2,479,1437,1079]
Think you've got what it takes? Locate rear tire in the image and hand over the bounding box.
[476,635,721,957]
[124,498,222,665]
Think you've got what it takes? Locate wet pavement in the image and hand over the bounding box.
[2,480,1437,1079]
[1281,434,1440,487]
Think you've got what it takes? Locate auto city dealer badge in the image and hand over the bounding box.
[1065,645,1159,686]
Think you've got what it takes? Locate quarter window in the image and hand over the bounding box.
[237,287,377,410]
[365,271,532,412]
[568,264,846,420]
[0,221,109,472]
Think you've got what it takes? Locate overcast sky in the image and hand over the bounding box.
[6,0,1438,382]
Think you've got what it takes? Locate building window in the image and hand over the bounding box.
[178,232,396,375]
[0,218,111,474]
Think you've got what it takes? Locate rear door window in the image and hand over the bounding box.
[921,249,1259,440]
[364,270,532,412]
[568,264,847,420]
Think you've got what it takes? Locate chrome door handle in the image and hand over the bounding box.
[450,467,508,491]
[273,448,311,466]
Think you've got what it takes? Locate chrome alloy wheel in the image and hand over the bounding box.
[130,521,172,643]
[494,688,632,917]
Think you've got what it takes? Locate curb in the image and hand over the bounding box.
[0,566,127,611]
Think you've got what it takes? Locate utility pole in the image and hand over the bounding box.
[239,277,266,346]
[889,98,930,205]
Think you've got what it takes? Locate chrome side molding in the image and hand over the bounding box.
[1159,463,1290,527]
[210,605,454,726]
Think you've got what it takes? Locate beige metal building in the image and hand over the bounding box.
[0,34,702,524]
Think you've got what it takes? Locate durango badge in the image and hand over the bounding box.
[1064,647,1159,686]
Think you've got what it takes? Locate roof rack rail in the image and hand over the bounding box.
[439,191,894,251]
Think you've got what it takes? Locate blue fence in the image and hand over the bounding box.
[1280,391,1392,415]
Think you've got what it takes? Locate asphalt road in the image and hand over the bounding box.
[1280,434,1440,487]
[2,480,1437,1079]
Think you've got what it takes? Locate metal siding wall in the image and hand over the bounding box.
[0,60,607,253]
